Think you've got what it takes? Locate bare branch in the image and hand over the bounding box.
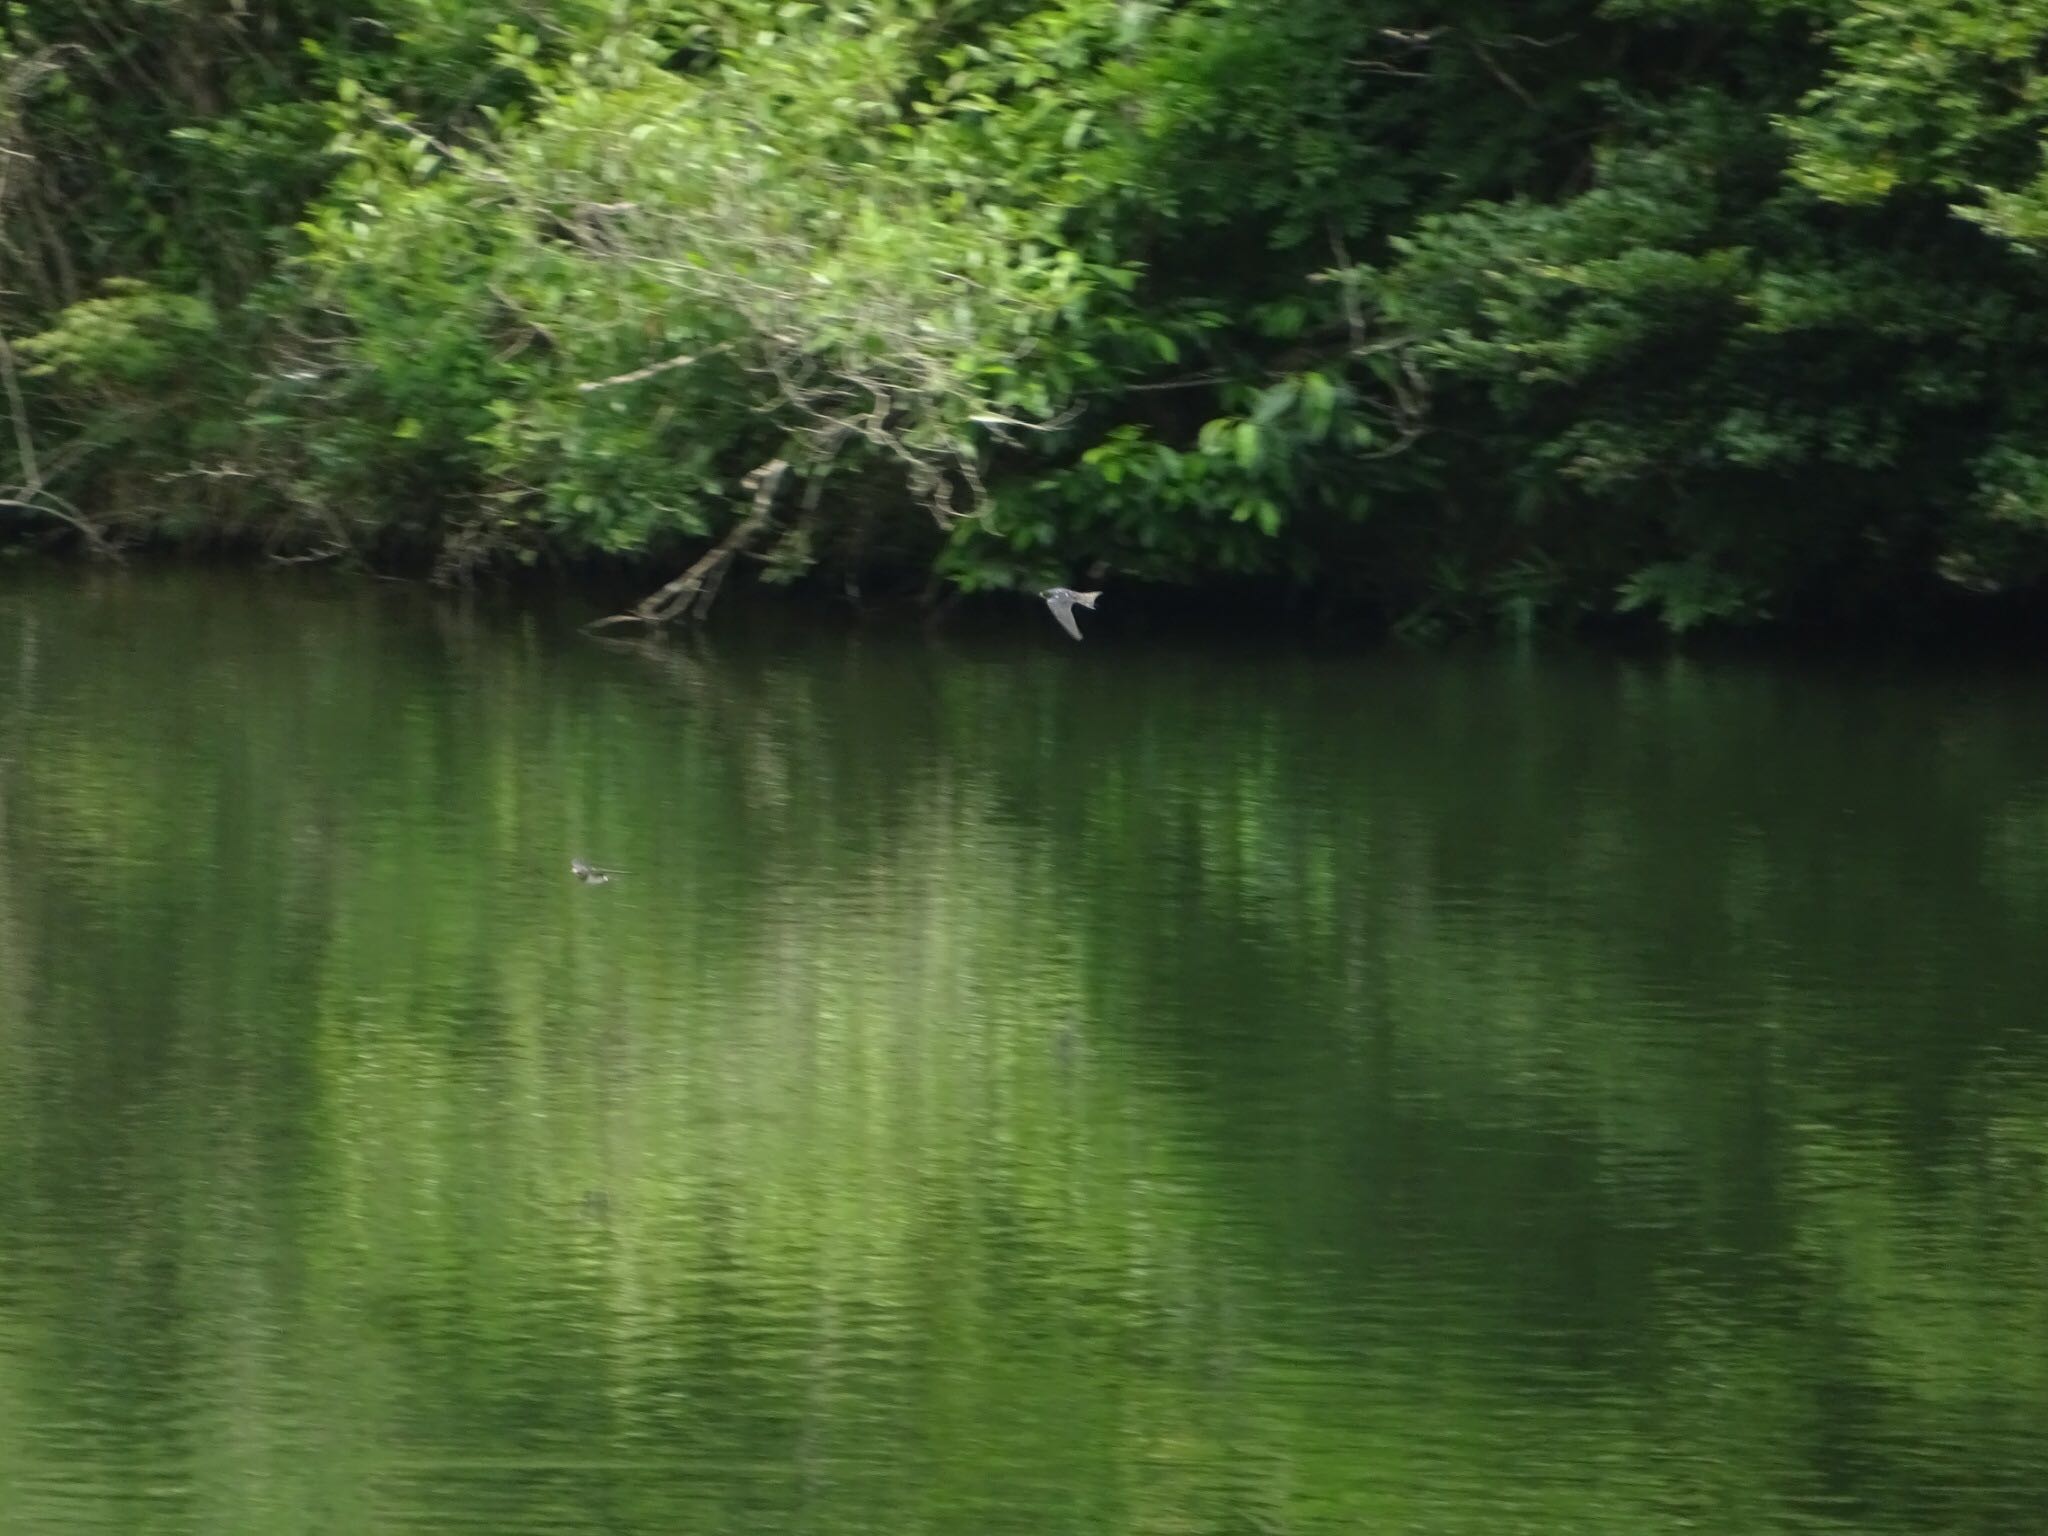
[1328,224,1366,352]
[589,457,791,629]
[576,342,730,392]
[1468,37,1538,108]
[0,336,40,494]
[967,408,1079,433]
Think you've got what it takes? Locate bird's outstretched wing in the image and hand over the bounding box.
[1046,593,1085,641]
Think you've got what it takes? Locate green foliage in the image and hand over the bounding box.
[1786,0,2048,205]
[16,279,216,390]
[12,0,2048,628]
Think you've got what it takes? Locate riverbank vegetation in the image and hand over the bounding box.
[6,1,2048,634]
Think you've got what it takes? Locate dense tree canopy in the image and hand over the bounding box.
[7,0,2048,632]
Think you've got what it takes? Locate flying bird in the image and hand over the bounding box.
[571,859,624,885]
[1040,587,1100,641]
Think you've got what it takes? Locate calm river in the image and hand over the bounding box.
[1,569,2045,1534]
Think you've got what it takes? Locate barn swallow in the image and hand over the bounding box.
[571,859,623,884]
[1040,587,1100,641]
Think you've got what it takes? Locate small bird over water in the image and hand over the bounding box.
[571,859,623,885]
[1040,587,1100,641]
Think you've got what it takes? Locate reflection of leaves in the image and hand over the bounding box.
[1788,1087,2048,1526]
[4,582,2048,1530]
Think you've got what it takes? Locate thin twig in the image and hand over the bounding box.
[967,407,1080,433]
[1113,373,1229,394]
[577,342,730,393]
[1328,224,1366,352]
[1468,38,1538,108]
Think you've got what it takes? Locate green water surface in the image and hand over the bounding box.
[1,570,2045,1535]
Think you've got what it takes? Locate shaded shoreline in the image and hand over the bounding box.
[8,544,2048,666]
